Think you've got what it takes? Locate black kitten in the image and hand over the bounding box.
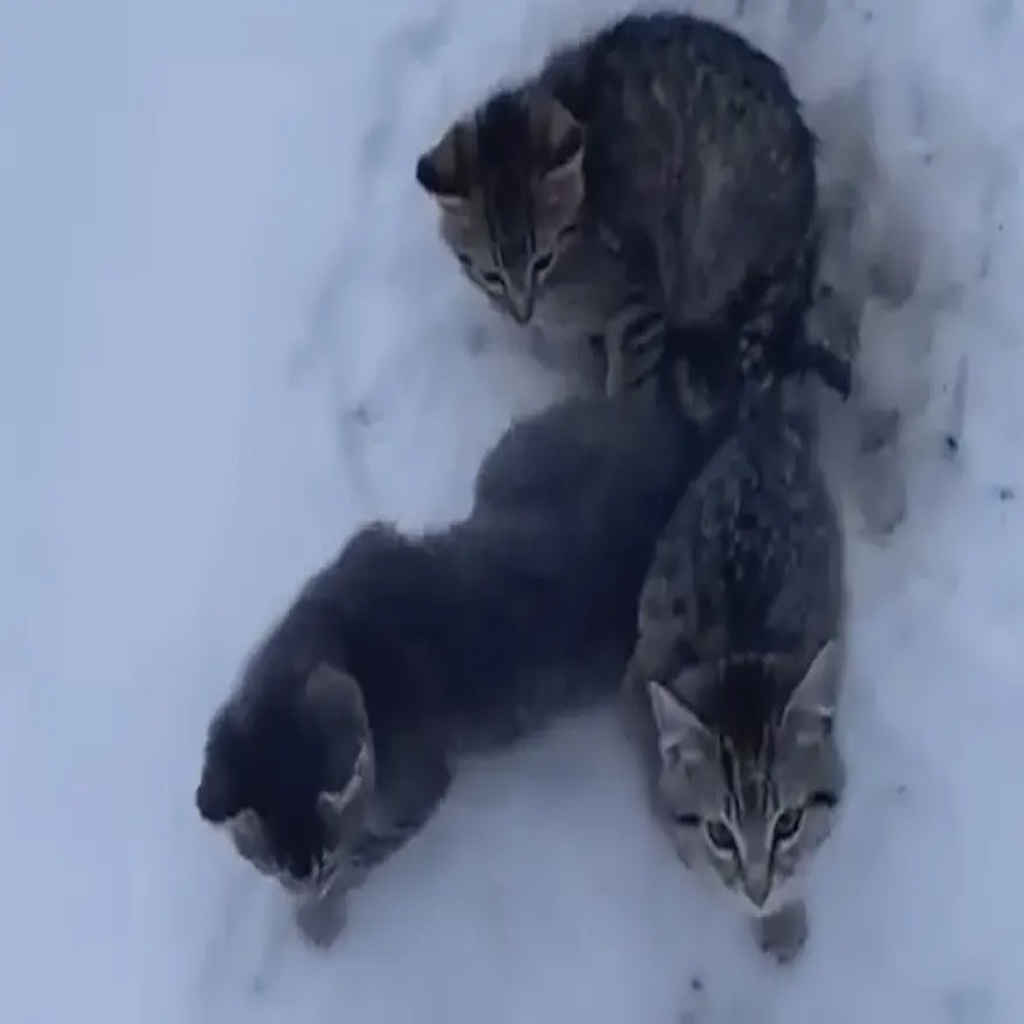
[196,392,719,946]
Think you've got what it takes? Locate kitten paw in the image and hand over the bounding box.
[752,899,808,965]
[294,888,348,949]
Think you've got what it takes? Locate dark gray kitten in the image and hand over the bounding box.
[196,393,723,947]
[416,11,850,412]
[623,378,846,964]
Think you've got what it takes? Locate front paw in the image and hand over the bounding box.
[752,898,808,965]
[294,887,348,949]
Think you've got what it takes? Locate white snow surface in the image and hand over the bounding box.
[5,0,1024,1021]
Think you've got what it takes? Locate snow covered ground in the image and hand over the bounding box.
[5,0,1024,1021]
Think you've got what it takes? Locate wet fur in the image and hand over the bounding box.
[196,392,723,942]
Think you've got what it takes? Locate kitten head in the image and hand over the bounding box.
[195,661,376,899]
[416,89,585,325]
[648,641,844,914]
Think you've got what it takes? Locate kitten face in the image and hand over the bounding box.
[195,662,377,900]
[649,641,844,914]
[416,91,585,326]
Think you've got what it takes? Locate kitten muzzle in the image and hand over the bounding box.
[742,863,772,909]
[506,291,535,325]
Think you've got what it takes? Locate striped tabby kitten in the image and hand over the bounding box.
[623,377,846,963]
[416,11,851,412]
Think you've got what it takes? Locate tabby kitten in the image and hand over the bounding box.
[416,11,851,412]
[196,392,720,947]
[623,377,846,964]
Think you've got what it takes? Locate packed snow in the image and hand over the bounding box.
[5,0,1024,1022]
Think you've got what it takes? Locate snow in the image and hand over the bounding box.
[4,0,1024,1021]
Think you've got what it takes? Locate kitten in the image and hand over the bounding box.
[416,11,850,412]
[623,377,847,964]
[196,392,724,947]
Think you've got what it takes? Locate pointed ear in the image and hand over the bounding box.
[648,680,714,769]
[530,95,583,172]
[226,808,269,861]
[416,121,474,212]
[305,662,367,729]
[317,742,373,830]
[531,97,584,214]
[780,640,842,747]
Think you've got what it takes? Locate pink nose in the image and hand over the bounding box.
[743,868,771,908]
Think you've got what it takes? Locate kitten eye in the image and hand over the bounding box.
[704,818,737,853]
[773,806,805,844]
[809,790,838,810]
[555,222,579,245]
[531,252,555,278]
[672,811,700,828]
[456,253,473,269]
[481,269,504,288]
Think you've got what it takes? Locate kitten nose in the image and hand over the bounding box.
[506,290,534,324]
[743,865,771,908]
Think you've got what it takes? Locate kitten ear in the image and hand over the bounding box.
[779,639,842,747]
[226,808,270,861]
[529,95,583,171]
[531,97,584,213]
[416,121,474,212]
[317,742,373,831]
[305,662,368,730]
[648,680,714,769]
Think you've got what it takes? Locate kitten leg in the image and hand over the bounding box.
[807,280,860,375]
[752,898,809,965]
[846,365,906,536]
[586,333,613,396]
[354,747,454,875]
[293,751,453,948]
[601,331,626,397]
[856,404,907,535]
[811,279,908,535]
